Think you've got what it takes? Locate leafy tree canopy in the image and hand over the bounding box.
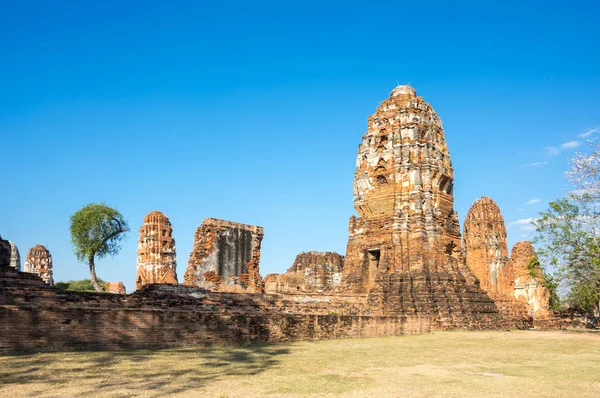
[69,203,129,292]
[55,279,106,292]
[533,142,600,316]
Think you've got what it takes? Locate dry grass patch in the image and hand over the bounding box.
[1,330,599,397]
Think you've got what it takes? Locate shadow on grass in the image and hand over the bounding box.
[0,344,291,397]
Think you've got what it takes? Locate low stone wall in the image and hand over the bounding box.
[0,268,432,353]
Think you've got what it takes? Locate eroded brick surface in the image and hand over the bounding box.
[0,267,430,353]
[0,235,10,268]
[184,218,264,293]
[135,211,178,290]
[463,198,551,320]
[104,282,126,294]
[463,197,510,296]
[505,241,551,319]
[24,244,53,286]
[9,241,20,271]
[265,252,344,293]
[341,86,509,329]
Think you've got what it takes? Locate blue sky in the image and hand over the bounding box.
[1,1,599,292]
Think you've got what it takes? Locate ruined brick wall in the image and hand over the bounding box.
[23,244,53,286]
[463,197,510,296]
[0,236,10,268]
[9,241,20,271]
[184,218,264,293]
[504,241,551,319]
[0,267,435,354]
[104,282,126,294]
[135,211,177,290]
[341,86,507,329]
[264,252,344,293]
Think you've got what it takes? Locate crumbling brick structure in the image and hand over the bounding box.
[184,218,264,292]
[463,197,510,296]
[0,235,10,268]
[135,211,177,290]
[504,241,551,318]
[24,244,53,286]
[463,197,551,319]
[9,241,20,270]
[104,282,126,294]
[342,86,506,328]
[265,252,344,293]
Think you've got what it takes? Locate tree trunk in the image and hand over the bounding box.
[88,254,103,292]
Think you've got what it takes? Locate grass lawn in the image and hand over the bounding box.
[1,330,599,397]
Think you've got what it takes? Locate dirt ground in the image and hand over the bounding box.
[1,330,599,397]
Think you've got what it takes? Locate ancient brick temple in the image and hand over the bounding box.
[24,244,53,286]
[462,197,551,318]
[342,85,502,325]
[104,282,126,294]
[504,241,551,318]
[265,252,344,293]
[9,241,20,270]
[184,218,264,292]
[135,211,178,290]
[463,197,510,296]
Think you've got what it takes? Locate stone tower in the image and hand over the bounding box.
[463,197,509,295]
[135,210,177,290]
[24,245,53,285]
[343,86,498,323]
[9,241,20,271]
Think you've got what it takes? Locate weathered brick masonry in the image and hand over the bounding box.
[0,266,434,353]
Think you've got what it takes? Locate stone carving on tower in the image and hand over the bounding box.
[24,245,54,285]
[135,210,178,290]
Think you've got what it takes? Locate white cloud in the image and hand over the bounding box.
[561,141,581,149]
[507,218,535,229]
[525,199,540,205]
[518,208,524,212]
[520,225,536,231]
[520,161,548,168]
[580,128,598,138]
[520,234,531,238]
[545,147,561,156]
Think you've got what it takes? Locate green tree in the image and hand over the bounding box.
[69,203,129,292]
[55,278,106,292]
[533,141,600,316]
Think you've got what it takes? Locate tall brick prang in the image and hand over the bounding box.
[342,86,502,327]
[463,197,510,296]
[504,241,551,318]
[24,244,53,286]
[135,211,177,290]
